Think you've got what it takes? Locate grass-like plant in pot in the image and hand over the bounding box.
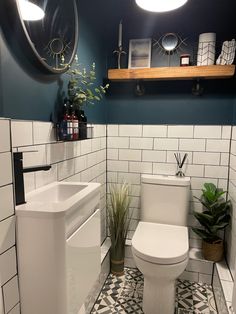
[192,183,231,262]
[108,183,131,276]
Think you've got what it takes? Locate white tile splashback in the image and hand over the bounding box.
[0,120,10,153]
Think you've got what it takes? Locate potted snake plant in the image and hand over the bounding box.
[192,183,231,262]
[107,182,131,276]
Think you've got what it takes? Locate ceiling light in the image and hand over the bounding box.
[18,0,45,21]
[135,0,188,13]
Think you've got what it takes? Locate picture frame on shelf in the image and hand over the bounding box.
[128,38,152,69]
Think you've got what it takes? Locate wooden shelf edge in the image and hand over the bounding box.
[108,65,235,81]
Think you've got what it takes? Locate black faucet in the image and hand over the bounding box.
[13,152,51,206]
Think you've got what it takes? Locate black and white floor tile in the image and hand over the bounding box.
[91,268,217,314]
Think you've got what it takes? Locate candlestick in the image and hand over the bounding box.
[118,20,122,47]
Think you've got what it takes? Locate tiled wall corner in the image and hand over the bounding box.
[11,120,107,244]
[213,261,234,314]
[107,124,231,246]
[0,119,20,314]
[228,125,236,280]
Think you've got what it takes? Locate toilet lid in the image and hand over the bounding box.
[132,222,189,265]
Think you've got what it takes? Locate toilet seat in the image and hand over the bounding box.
[132,222,189,265]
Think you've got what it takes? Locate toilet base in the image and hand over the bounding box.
[143,277,176,314]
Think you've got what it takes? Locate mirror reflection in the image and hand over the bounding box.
[16,0,78,73]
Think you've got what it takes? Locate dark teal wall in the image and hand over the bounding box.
[0,0,235,125]
[105,0,236,125]
[0,0,107,123]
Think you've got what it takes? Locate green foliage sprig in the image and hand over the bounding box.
[108,183,132,258]
[192,183,231,244]
[66,56,109,109]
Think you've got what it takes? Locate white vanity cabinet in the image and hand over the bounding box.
[16,182,101,314]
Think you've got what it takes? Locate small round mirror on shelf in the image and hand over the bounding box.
[12,0,79,74]
[161,33,179,52]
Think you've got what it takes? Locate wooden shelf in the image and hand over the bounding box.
[108,65,235,81]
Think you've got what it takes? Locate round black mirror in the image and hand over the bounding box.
[8,0,79,74]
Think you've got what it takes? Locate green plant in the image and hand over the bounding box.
[192,183,231,244]
[108,183,131,262]
[66,57,109,109]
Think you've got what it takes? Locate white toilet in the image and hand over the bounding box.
[132,174,190,314]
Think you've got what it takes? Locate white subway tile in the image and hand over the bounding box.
[185,164,204,177]
[11,120,33,147]
[87,152,97,168]
[93,125,106,137]
[107,125,118,136]
[231,140,236,156]
[206,139,230,153]
[0,120,10,152]
[75,141,81,157]
[168,125,194,138]
[33,121,55,144]
[129,161,152,174]
[57,159,75,180]
[130,138,153,150]
[186,259,213,274]
[107,160,128,172]
[218,179,228,191]
[0,247,17,285]
[107,137,129,149]
[107,149,118,160]
[179,139,206,152]
[119,149,142,161]
[80,139,92,155]
[154,138,178,151]
[142,150,166,162]
[0,185,14,221]
[35,164,57,189]
[21,145,47,168]
[0,294,3,314]
[3,276,19,313]
[193,152,220,165]
[142,125,167,137]
[107,172,117,183]
[91,138,101,151]
[46,142,66,164]
[222,126,231,139]
[0,152,12,187]
[190,177,217,190]
[8,303,20,314]
[153,163,177,175]
[221,280,234,302]
[117,172,141,185]
[217,261,233,281]
[221,153,229,166]
[194,126,222,139]
[0,217,15,254]
[119,125,142,137]
[24,172,35,194]
[65,172,81,183]
[232,126,236,140]
[205,166,228,179]
[100,137,106,150]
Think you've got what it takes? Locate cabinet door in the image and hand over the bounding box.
[66,209,101,314]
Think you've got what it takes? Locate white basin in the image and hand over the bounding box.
[27,183,87,203]
[16,181,100,220]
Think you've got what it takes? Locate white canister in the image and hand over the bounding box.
[197,32,216,66]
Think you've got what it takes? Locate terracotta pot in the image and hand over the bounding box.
[202,240,224,262]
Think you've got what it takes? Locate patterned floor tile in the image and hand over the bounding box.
[91,268,218,314]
